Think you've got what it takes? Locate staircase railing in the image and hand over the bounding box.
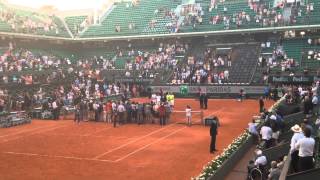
[249,46,261,84]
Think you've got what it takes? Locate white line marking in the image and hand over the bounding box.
[93,108,223,159]
[114,127,187,162]
[2,151,116,163]
[0,125,69,143]
[93,124,178,159]
[46,133,137,139]
[111,111,223,162]
[83,127,113,136]
[0,108,224,164]
[0,124,57,138]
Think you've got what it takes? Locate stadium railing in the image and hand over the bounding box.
[2,24,320,41]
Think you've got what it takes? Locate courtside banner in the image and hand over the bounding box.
[268,76,319,83]
[150,86,266,94]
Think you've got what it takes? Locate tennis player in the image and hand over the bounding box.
[186,105,192,126]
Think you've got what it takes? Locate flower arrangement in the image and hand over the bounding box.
[193,96,286,180]
[268,95,287,113]
[193,131,250,180]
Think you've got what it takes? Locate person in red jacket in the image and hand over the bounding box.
[158,103,166,126]
[105,100,112,123]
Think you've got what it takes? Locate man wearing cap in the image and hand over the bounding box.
[290,124,305,173]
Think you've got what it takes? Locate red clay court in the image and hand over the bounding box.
[0,98,273,180]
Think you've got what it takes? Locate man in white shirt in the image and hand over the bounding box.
[312,95,319,115]
[117,102,126,125]
[248,119,259,143]
[260,123,273,148]
[254,150,267,166]
[254,149,267,176]
[151,93,157,104]
[224,70,229,81]
[290,124,305,172]
[156,94,161,105]
[52,100,59,120]
[93,101,100,122]
[295,128,315,172]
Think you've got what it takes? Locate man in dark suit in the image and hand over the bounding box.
[199,93,204,109]
[203,93,208,109]
[210,119,218,153]
[259,96,265,113]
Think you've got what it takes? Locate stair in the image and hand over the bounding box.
[229,45,260,83]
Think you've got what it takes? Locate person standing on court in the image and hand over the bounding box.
[203,93,208,109]
[112,102,118,127]
[199,93,204,109]
[93,101,99,122]
[52,99,60,120]
[79,99,86,122]
[74,104,81,124]
[210,118,218,153]
[158,103,166,126]
[186,105,192,126]
[117,102,126,125]
[238,88,244,102]
[259,96,265,113]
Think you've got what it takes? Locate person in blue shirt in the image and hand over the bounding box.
[264,86,270,99]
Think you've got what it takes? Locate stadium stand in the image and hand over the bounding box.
[1,0,320,38]
[1,1,320,179]
[224,88,320,180]
[80,0,182,37]
[64,15,88,35]
[0,2,70,37]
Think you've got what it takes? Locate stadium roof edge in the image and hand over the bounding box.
[1,24,320,42]
[0,32,71,41]
[75,24,320,41]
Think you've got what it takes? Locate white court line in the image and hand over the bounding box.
[46,133,137,140]
[112,111,223,162]
[0,109,224,163]
[0,124,57,138]
[93,124,179,159]
[0,124,69,143]
[83,127,113,136]
[93,108,224,160]
[114,127,187,162]
[2,151,116,163]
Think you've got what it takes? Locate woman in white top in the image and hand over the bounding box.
[186,105,192,126]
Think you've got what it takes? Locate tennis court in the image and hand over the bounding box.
[0,98,273,180]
